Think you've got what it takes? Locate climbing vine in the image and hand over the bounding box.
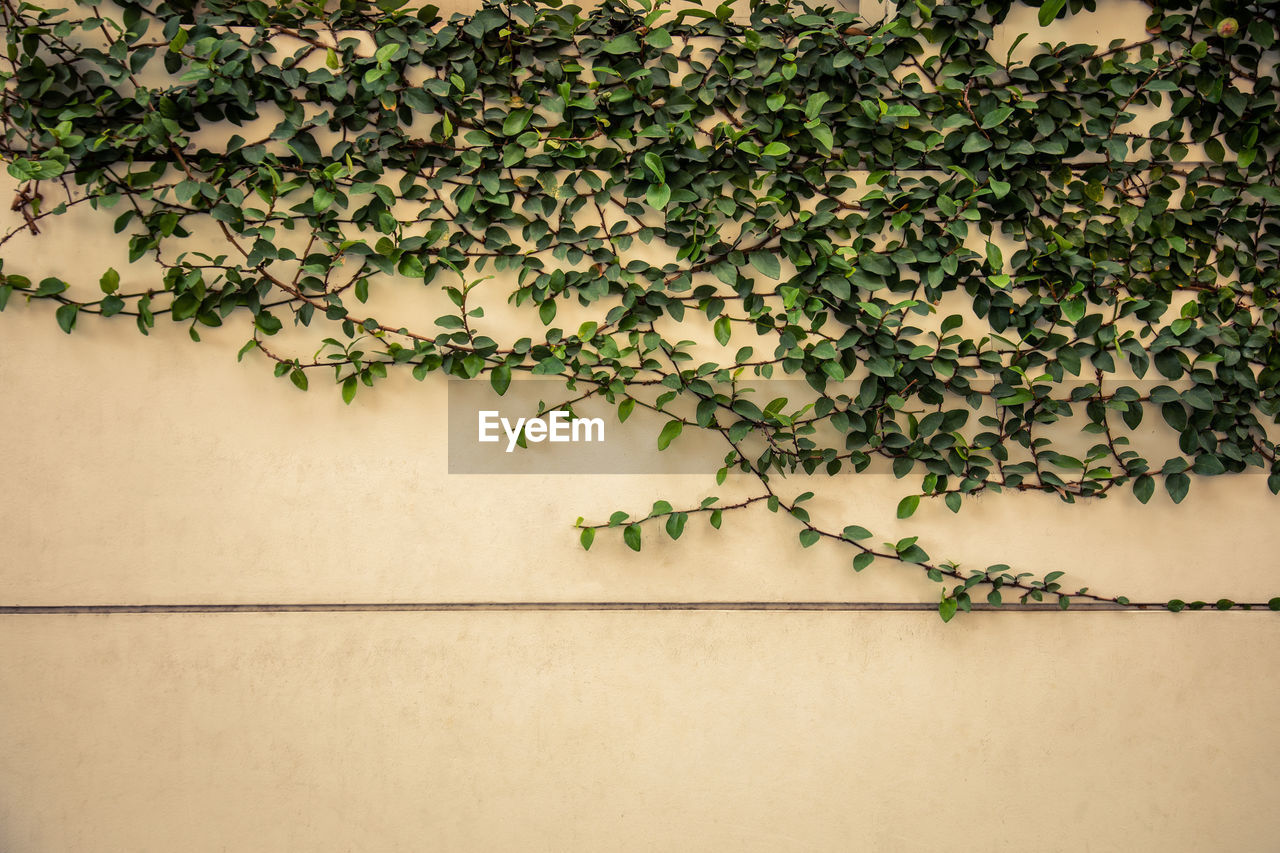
[3,0,1280,618]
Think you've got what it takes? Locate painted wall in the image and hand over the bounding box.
[1,1,1277,850]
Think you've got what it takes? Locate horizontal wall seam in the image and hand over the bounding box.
[0,602,1273,614]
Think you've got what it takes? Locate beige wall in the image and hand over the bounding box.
[2,1,1279,850]
[2,612,1278,852]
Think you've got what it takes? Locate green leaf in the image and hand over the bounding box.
[99,268,120,294]
[896,495,920,518]
[980,106,1013,129]
[1061,297,1085,324]
[623,523,642,552]
[7,157,65,181]
[342,375,357,404]
[290,368,308,391]
[531,355,564,375]
[665,513,687,540]
[938,596,958,623]
[645,28,673,49]
[285,132,322,164]
[761,142,790,157]
[646,182,671,210]
[1038,0,1067,26]
[749,252,781,280]
[490,365,511,395]
[375,43,400,64]
[643,152,665,183]
[852,552,874,572]
[618,397,636,422]
[1165,472,1190,504]
[1133,474,1155,504]
[538,299,557,325]
[55,303,78,334]
[35,278,68,297]
[580,527,595,551]
[713,315,731,346]
[503,109,532,136]
[985,241,1003,271]
[657,419,683,450]
[799,529,820,548]
[602,33,639,54]
[843,525,872,540]
[997,389,1033,406]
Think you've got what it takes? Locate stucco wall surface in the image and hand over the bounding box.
[1,0,1278,850]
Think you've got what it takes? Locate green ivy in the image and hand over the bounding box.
[3,0,1280,620]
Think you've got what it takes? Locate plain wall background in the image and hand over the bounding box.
[1,0,1278,850]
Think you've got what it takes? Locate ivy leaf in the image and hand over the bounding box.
[99,268,120,294]
[1133,474,1155,504]
[985,242,1003,271]
[1061,297,1085,324]
[645,28,673,49]
[1165,472,1191,504]
[617,398,636,423]
[811,125,834,152]
[7,157,65,180]
[657,419,682,450]
[713,315,731,346]
[938,596,958,623]
[55,303,78,334]
[531,355,564,375]
[503,109,532,136]
[749,252,781,279]
[646,182,671,210]
[538,299,556,325]
[623,523,642,551]
[643,152,665,183]
[980,106,1013,129]
[602,33,639,54]
[285,132,321,164]
[490,364,511,395]
[1038,0,1067,26]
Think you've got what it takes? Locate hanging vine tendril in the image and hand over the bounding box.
[3,0,1280,619]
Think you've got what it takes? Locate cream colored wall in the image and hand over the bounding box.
[1,1,1278,851]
